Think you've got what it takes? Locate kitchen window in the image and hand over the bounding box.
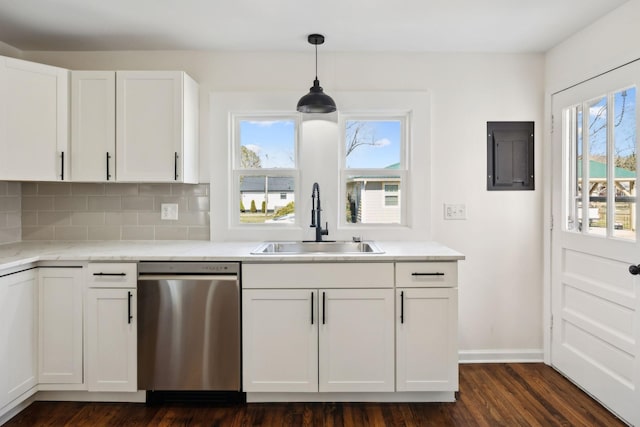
[232,115,299,225]
[341,116,408,225]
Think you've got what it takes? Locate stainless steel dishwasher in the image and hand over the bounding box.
[137,261,241,400]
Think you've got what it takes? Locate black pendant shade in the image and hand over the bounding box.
[297,34,336,113]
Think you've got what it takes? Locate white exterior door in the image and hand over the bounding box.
[242,289,318,392]
[38,267,84,384]
[396,287,458,392]
[551,61,640,425]
[0,56,69,181]
[71,71,116,182]
[319,288,394,392]
[86,288,137,392]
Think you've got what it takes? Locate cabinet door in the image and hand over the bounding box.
[243,289,318,392]
[0,269,37,407]
[86,288,137,392]
[0,56,69,181]
[38,267,84,384]
[116,71,183,182]
[319,288,395,392]
[396,288,458,391]
[71,71,116,182]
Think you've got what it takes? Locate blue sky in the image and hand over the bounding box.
[585,87,636,159]
[239,119,402,169]
[239,120,295,168]
[345,120,401,169]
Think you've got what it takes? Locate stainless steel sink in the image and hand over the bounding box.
[251,241,384,255]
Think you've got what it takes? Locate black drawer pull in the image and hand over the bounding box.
[412,272,445,276]
[311,292,314,325]
[93,272,126,276]
[400,291,404,324]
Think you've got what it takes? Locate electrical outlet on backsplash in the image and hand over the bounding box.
[17,182,210,241]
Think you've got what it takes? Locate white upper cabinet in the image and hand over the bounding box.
[115,71,198,183]
[71,71,116,182]
[0,56,69,181]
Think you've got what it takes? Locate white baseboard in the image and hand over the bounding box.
[247,391,455,403]
[458,349,544,364]
[35,390,146,403]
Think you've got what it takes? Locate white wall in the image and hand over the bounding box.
[546,0,640,92]
[0,41,21,58]
[22,49,545,358]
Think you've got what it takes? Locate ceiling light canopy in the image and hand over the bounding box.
[296,34,336,114]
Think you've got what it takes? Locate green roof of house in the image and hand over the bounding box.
[385,162,400,169]
[578,160,635,179]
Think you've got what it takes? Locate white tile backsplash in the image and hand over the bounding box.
[19,182,209,241]
[0,181,21,244]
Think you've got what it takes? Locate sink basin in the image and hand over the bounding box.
[251,241,384,255]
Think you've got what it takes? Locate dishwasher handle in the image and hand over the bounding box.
[138,274,238,281]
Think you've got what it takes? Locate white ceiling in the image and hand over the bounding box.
[0,0,629,53]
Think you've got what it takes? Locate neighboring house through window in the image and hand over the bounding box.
[232,116,298,225]
[342,117,407,225]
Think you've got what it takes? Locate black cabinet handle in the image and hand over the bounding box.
[174,152,178,180]
[93,272,126,276]
[412,272,445,276]
[106,152,112,181]
[400,291,404,324]
[60,152,65,180]
[629,265,640,275]
[127,291,133,324]
[322,291,326,325]
[311,292,314,325]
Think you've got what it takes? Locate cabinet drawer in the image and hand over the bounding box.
[242,263,394,289]
[87,263,137,288]
[395,262,457,287]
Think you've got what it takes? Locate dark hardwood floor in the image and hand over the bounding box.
[5,364,626,426]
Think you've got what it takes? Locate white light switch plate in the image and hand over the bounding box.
[161,203,179,220]
[444,203,466,220]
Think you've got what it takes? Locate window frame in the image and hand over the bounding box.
[339,113,410,227]
[230,113,301,228]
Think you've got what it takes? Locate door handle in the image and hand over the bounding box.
[629,264,640,275]
[311,291,314,325]
[174,152,178,180]
[400,291,404,324]
[322,291,326,325]
[127,291,133,324]
[106,152,112,181]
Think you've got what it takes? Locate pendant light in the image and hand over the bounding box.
[296,34,337,113]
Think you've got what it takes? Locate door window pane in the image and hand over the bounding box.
[239,120,296,168]
[613,87,637,239]
[587,96,607,235]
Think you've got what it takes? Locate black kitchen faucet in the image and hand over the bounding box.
[310,182,329,242]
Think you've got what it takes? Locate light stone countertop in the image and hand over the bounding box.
[0,240,465,272]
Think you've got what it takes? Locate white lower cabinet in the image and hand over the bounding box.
[396,287,458,391]
[243,287,395,393]
[243,289,318,392]
[319,288,395,392]
[242,261,460,401]
[38,267,84,385]
[0,268,38,409]
[86,263,137,392]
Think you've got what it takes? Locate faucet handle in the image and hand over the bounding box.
[323,222,329,235]
[352,236,362,243]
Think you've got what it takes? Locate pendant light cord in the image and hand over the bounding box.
[315,43,318,80]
